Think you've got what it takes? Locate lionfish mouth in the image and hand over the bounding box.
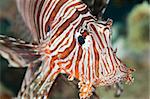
[95,66,135,86]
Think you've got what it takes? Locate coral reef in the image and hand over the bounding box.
[127,1,149,53]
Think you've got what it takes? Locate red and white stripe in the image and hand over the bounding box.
[16,0,134,98]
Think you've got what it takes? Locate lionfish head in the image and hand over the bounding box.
[75,18,134,86]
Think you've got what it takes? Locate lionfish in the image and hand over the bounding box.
[0,0,135,98]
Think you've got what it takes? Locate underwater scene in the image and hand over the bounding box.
[0,0,149,99]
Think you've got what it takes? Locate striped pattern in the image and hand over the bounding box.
[0,35,40,67]
[16,0,134,98]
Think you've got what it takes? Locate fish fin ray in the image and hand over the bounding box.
[0,35,41,67]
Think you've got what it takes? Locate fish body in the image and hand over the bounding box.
[0,0,134,98]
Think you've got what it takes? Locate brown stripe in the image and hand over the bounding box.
[50,26,74,52]
[90,24,104,49]
[64,2,81,14]
[77,16,94,29]
[82,54,86,77]
[58,38,76,59]
[36,0,45,40]
[41,0,52,35]
[49,3,89,43]
[75,46,83,79]
[50,11,79,43]
[65,61,73,70]
[45,0,68,28]
[103,28,109,46]
[91,36,99,78]
[65,51,76,70]
[87,50,91,81]
[33,0,40,40]
[108,48,115,71]
[102,57,109,75]
[75,61,79,79]
[77,46,83,61]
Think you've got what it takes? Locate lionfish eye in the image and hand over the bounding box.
[78,35,85,45]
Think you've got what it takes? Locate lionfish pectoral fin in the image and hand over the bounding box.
[18,59,60,98]
[0,35,41,67]
[18,60,42,96]
[27,72,59,98]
